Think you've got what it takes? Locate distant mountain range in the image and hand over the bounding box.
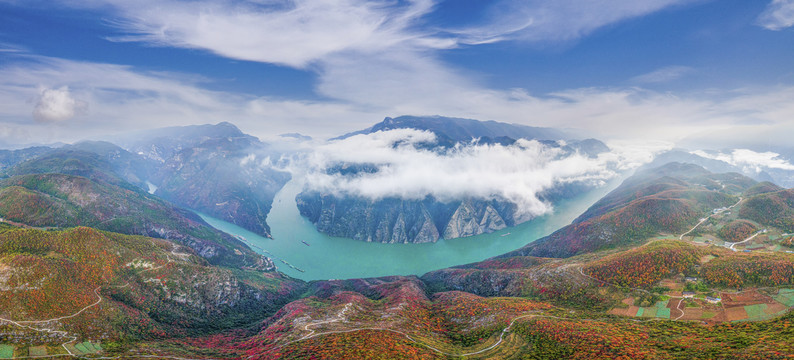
[2,117,791,248]
[335,115,570,143]
[645,148,794,188]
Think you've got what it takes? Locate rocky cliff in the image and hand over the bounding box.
[296,193,532,243]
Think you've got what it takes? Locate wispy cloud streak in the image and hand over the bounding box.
[758,0,794,30]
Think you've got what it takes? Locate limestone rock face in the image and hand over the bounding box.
[444,202,507,239]
[297,193,525,243]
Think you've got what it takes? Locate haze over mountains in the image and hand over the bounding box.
[2,115,793,247]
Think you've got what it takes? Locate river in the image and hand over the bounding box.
[198,177,623,281]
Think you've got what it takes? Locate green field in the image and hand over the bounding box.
[0,345,14,359]
[74,341,101,354]
[774,289,794,307]
[636,300,670,319]
[657,307,671,319]
[744,304,768,320]
[739,303,789,322]
[28,346,47,356]
[701,311,717,319]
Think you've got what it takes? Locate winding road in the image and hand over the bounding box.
[679,197,743,240]
[254,308,593,359]
[726,229,767,251]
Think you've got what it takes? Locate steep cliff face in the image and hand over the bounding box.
[443,201,514,239]
[297,193,528,243]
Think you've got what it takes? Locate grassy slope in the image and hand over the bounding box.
[740,188,794,232]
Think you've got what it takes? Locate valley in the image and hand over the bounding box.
[3,158,794,359]
[200,175,624,280]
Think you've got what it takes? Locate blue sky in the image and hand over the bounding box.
[0,0,792,147]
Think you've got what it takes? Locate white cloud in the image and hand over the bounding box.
[7,0,767,148]
[758,0,794,30]
[32,86,87,123]
[298,129,667,217]
[692,149,794,173]
[0,44,25,53]
[631,66,694,84]
[453,0,695,44]
[0,55,394,144]
[98,0,449,68]
[239,153,256,166]
[2,55,794,149]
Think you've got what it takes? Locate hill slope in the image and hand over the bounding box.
[0,149,268,269]
[0,227,305,350]
[502,163,752,258]
[739,188,794,232]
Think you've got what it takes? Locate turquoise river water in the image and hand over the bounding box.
[198,178,622,281]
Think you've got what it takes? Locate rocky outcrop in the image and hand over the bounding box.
[444,203,507,239]
[296,194,526,243]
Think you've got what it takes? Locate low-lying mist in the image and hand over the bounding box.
[273,129,671,218]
